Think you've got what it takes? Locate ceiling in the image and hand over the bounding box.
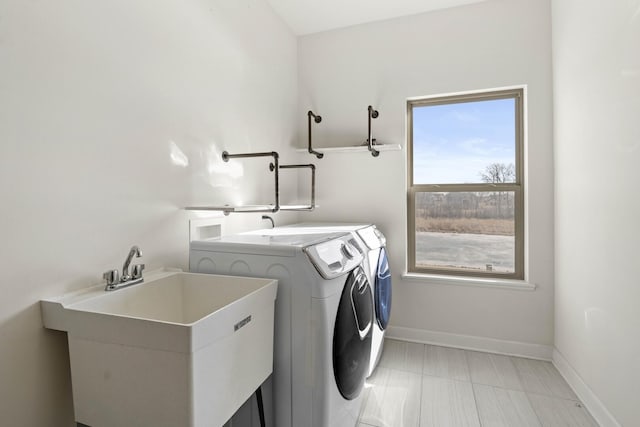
[265,0,488,35]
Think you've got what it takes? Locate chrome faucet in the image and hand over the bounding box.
[103,245,145,291]
[121,245,142,281]
[262,215,275,228]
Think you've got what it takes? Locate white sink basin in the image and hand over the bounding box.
[41,268,277,427]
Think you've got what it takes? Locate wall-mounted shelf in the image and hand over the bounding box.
[184,151,316,215]
[303,106,399,157]
[296,144,401,154]
[184,204,316,214]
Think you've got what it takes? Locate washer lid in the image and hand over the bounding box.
[304,235,364,280]
[282,222,372,233]
[190,228,347,256]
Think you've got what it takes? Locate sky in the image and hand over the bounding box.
[412,97,516,184]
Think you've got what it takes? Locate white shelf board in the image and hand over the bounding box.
[295,144,401,154]
[184,204,314,213]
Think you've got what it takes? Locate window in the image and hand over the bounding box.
[407,88,524,279]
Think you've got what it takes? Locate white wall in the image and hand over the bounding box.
[552,0,640,425]
[298,0,555,349]
[0,0,297,425]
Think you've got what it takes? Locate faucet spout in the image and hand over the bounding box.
[262,215,275,228]
[122,245,142,281]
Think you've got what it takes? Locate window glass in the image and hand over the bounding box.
[414,191,516,274]
[413,98,516,184]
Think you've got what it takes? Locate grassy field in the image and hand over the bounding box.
[415,217,514,236]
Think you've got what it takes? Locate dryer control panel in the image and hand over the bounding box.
[356,225,386,250]
[304,236,364,280]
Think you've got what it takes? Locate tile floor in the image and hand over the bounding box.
[357,339,598,427]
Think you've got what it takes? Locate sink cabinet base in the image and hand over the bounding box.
[69,303,274,427]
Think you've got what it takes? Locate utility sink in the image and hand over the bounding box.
[41,268,277,427]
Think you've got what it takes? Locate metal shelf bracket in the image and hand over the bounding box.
[279,163,316,211]
[307,110,324,159]
[367,105,380,157]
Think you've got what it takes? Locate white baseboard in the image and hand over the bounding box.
[552,348,621,427]
[387,325,554,360]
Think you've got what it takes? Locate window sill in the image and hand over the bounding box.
[401,273,536,291]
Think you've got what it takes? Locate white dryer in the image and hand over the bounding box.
[189,228,372,427]
[355,226,391,378]
[281,223,392,378]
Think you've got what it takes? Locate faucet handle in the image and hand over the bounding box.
[132,264,145,280]
[103,269,120,286]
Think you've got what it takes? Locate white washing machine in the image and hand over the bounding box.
[190,228,373,427]
[280,223,392,378]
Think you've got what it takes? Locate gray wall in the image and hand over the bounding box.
[0,1,297,425]
[298,0,555,351]
[552,0,640,425]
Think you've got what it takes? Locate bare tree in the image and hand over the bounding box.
[479,163,515,218]
[480,163,515,184]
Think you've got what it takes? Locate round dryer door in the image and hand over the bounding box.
[375,247,392,330]
[333,266,373,400]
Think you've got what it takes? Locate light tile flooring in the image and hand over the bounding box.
[358,340,598,427]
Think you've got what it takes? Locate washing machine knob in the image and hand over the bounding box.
[341,243,355,259]
[348,238,363,253]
